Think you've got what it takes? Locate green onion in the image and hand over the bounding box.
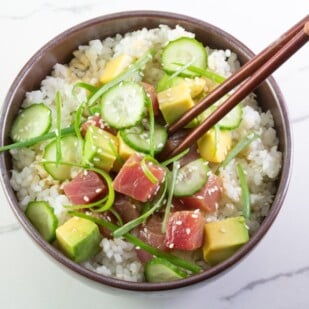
[113,181,167,238]
[72,82,98,95]
[0,127,75,153]
[237,163,251,219]
[55,91,62,165]
[74,103,85,141]
[146,96,155,157]
[141,157,158,184]
[69,211,201,274]
[64,196,108,211]
[87,50,153,107]
[43,161,115,212]
[217,132,259,171]
[161,161,180,233]
[109,208,124,227]
[169,59,195,79]
[160,148,189,167]
[108,140,124,166]
[174,63,225,83]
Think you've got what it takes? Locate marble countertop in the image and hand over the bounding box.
[1,1,308,308]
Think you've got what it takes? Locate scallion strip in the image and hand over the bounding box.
[161,161,180,233]
[42,161,115,212]
[217,132,259,171]
[141,157,158,184]
[72,82,98,95]
[74,103,85,141]
[64,196,108,211]
[87,50,153,107]
[0,127,75,153]
[237,163,251,219]
[69,211,201,273]
[113,181,167,238]
[160,148,189,167]
[169,59,195,80]
[174,63,225,83]
[146,96,155,157]
[55,91,62,165]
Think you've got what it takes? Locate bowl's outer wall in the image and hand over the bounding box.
[0,11,292,291]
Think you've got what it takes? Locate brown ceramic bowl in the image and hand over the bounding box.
[0,11,292,291]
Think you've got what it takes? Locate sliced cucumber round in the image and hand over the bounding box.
[161,37,207,77]
[145,257,188,283]
[174,158,209,197]
[10,103,52,142]
[42,135,83,180]
[101,81,146,129]
[120,122,167,155]
[25,201,58,242]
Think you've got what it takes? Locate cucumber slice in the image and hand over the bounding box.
[145,257,188,282]
[120,122,167,155]
[101,81,146,129]
[43,135,83,180]
[218,104,242,130]
[161,37,207,77]
[10,103,51,142]
[174,158,209,197]
[25,201,58,242]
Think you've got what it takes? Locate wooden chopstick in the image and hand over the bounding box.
[164,17,309,159]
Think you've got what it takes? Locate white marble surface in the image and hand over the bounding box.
[1,1,309,308]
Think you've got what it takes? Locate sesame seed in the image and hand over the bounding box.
[175,220,182,225]
[186,228,191,235]
[83,195,90,202]
[95,188,103,193]
[168,243,174,249]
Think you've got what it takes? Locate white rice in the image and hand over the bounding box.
[10,25,282,282]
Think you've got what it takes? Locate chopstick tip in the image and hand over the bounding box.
[304,22,309,36]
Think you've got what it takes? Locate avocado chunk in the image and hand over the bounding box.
[197,128,232,163]
[157,74,206,98]
[83,125,118,172]
[56,217,100,263]
[100,54,132,84]
[157,83,196,126]
[203,216,249,265]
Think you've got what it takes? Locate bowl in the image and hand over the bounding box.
[0,11,292,291]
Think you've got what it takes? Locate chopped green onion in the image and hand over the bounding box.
[161,161,180,233]
[55,91,62,165]
[0,127,75,153]
[217,132,259,171]
[174,63,225,83]
[43,161,115,212]
[69,211,201,274]
[160,148,190,167]
[88,50,153,107]
[141,157,159,184]
[113,180,167,238]
[109,208,124,227]
[237,163,251,219]
[169,59,195,80]
[74,103,85,141]
[64,196,108,211]
[146,96,155,157]
[72,82,98,95]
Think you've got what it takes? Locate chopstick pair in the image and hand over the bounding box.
[164,15,309,159]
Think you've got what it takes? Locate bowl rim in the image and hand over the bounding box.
[0,10,292,291]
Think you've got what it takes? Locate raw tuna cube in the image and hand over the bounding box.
[165,210,205,250]
[177,174,222,213]
[113,193,142,223]
[63,170,107,204]
[136,215,166,263]
[113,153,166,202]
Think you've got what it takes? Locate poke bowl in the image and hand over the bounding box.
[0,11,292,291]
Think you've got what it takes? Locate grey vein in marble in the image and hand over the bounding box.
[221,266,309,302]
[0,223,20,234]
[291,114,309,123]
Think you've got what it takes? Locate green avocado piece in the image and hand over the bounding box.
[83,125,118,172]
[56,217,101,263]
[203,216,249,266]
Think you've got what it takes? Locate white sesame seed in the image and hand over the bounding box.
[83,195,90,202]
